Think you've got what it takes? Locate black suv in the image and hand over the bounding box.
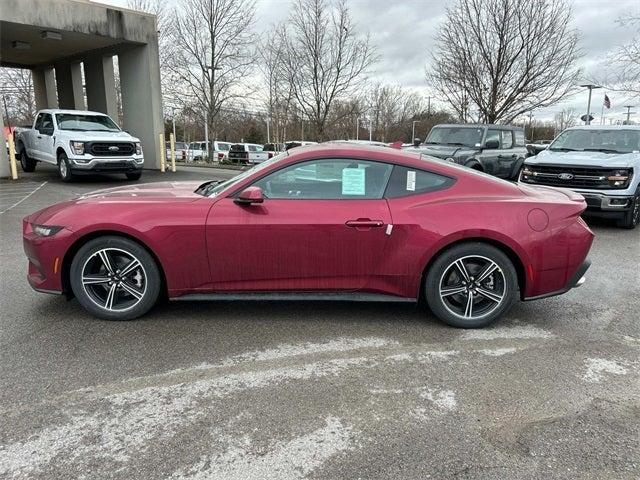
[407,124,528,180]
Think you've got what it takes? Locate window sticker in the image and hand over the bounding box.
[342,168,366,195]
[406,170,416,191]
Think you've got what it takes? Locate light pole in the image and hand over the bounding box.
[355,117,359,140]
[412,120,421,143]
[580,84,602,125]
[623,105,635,125]
[204,65,222,160]
[266,116,271,143]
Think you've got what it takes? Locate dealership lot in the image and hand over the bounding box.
[0,166,638,479]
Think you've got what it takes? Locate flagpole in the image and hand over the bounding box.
[601,92,605,125]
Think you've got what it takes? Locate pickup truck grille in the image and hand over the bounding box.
[521,165,630,190]
[88,142,135,157]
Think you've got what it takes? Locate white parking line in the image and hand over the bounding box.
[0,182,48,215]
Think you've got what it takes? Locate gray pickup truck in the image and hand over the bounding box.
[405,124,528,180]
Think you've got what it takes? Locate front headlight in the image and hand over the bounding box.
[607,169,632,187]
[135,142,142,155]
[70,141,85,155]
[32,224,63,237]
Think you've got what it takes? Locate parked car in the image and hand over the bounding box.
[23,143,592,328]
[262,143,285,159]
[228,143,268,164]
[165,141,189,162]
[405,124,528,180]
[520,125,640,228]
[15,109,143,182]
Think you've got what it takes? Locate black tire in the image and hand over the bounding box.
[126,171,142,181]
[19,147,37,172]
[425,242,519,328]
[58,152,74,182]
[69,236,161,321]
[617,187,640,229]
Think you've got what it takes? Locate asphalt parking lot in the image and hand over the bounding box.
[0,164,638,480]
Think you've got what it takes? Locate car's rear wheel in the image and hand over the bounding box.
[70,236,161,320]
[20,148,37,172]
[425,243,519,328]
[58,152,74,183]
[617,187,640,229]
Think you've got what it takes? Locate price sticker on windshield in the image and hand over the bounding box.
[406,170,416,191]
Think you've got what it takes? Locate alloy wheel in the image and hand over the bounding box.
[439,255,506,320]
[81,248,147,312]
[59,159,67,178]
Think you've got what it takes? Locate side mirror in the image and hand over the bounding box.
[234,186,264,205]
[413,137,421,147]
[484,139,500,149]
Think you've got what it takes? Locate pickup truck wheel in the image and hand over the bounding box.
[58,153,74,183]
[126,172,142,181]
[20,149,37,172]
[617,188,640,229]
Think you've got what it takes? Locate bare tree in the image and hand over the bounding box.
[259,27,296,143]
[366,83,426,142]
[279,0,376,140]
[0,68,35,126]
[429,0,582,124]
[170,0,257,137]
[554,108,577,131]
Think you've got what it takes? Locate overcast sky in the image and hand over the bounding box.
[101,0,638,124]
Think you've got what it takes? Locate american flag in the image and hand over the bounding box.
[604,94,611,109]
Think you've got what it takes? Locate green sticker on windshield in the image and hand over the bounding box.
[342,168,365,195]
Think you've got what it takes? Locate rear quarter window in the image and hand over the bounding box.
[385,166,454,198]
[514,130,525,147]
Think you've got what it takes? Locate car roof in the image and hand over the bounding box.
[39,109,108,116]
[564,125,640,131]
[433,123,523,130]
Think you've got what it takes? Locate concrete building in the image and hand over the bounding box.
[0,0,164,177]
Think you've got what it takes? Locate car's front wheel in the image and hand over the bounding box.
[58,152,74,183]
[70,236,161,320]
[617,187,640,229]
[425,242,519,328]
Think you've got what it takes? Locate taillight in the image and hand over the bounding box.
[218,153,224,159]
[268,152,274,158]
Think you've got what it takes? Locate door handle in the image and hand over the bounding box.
[345,219,384,228]
[37,136,42,139]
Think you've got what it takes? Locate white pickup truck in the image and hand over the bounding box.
[15,109,144,182]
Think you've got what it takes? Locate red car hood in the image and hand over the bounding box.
[26,181,205,225]
[77,181,205,200]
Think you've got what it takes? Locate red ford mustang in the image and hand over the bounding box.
[23,144,593,328]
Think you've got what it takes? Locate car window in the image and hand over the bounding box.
[385,166,454,198]
[485,129,501,147]
[252,159,393,200]
[514,130,525,147]
[40,114,54,134]
[34,113,44,130]
[501,130,513,149]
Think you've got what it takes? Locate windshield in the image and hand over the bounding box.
[195,152,288,197]
[425,127,484,147]
[55,114,120,132]
[550,129,640,153]
[217,143,231,151]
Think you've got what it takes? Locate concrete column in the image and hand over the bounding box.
[0,100,10,178]
[84,55,117,118]
[55,63,85,110]
[119,44,163,169]
[70,63,86,110]
[32,68,57,109]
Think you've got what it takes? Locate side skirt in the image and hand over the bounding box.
[172,292,416,303]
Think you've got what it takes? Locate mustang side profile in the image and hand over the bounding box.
[23,144,593,328]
